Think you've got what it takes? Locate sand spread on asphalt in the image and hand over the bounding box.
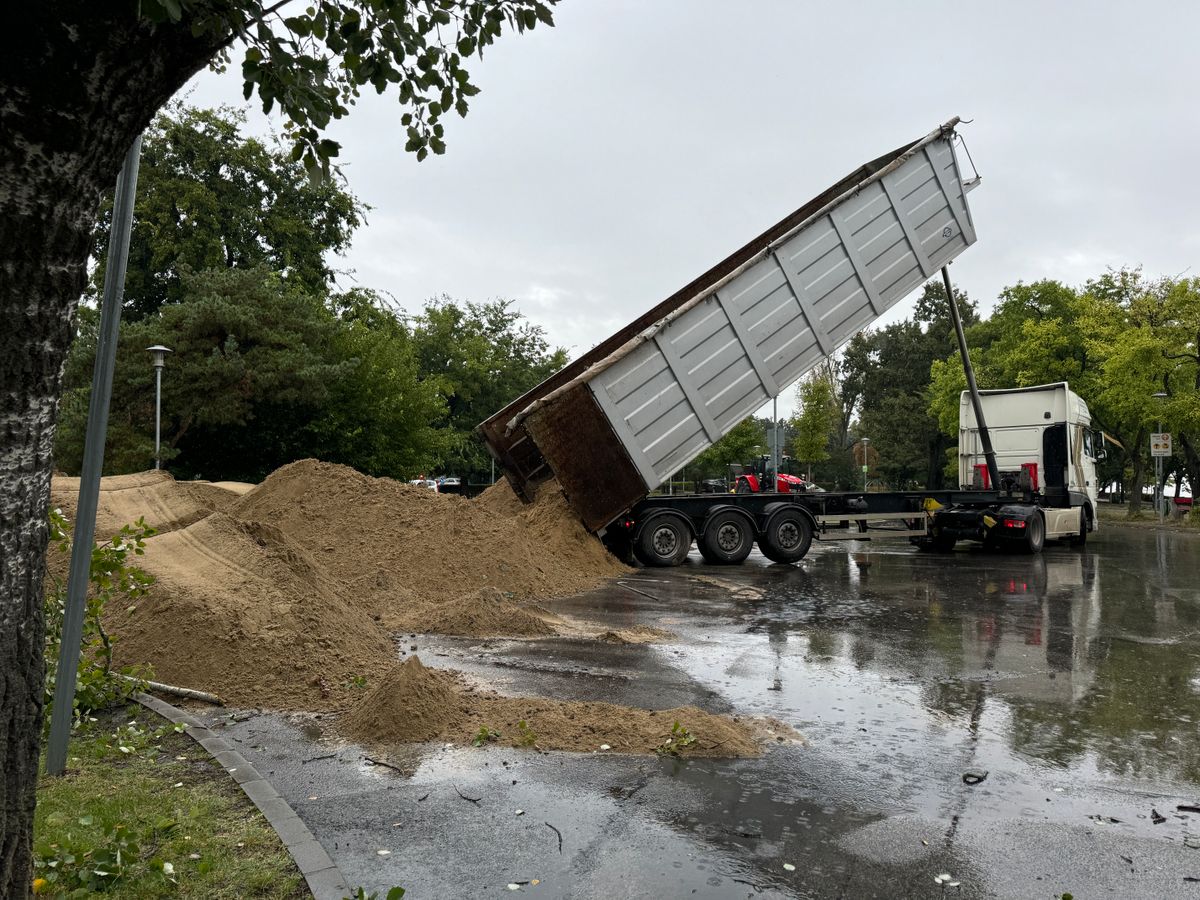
[340,656,770,758]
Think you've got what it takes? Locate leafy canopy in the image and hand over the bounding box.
[92,105,365,319]
[410,297,567,478]
[140,0,557,175]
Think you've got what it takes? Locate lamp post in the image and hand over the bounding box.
[1152,391,1168,522]
[862,437,870,492]
[146,345,172,469]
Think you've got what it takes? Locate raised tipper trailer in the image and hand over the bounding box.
[481,118,980,530]
[479,118,1092,564]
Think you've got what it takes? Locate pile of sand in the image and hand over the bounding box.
[341,657,766,758]
[106,512,393,709]
[230,460,629,632]
[53,460,632,710]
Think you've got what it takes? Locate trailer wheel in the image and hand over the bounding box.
[634,514,693,567]
[1022,512,1045,554]
[700,511,754,565]
[759,509,813,564]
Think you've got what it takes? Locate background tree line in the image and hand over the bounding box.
[57,105,565,485]
[687,275,1198,515]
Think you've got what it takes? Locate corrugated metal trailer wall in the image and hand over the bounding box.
[480,119,980,531]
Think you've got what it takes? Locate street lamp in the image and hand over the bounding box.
[861,437,870,492]
[146,345,172,469]
[1152,391,1168,522]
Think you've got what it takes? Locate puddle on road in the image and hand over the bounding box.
[547,529,1200,832]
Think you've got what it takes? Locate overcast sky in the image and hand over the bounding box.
[189,0,1200,417]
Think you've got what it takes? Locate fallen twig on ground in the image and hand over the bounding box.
[363,755,404,774]
[453,784,481,803]
[302,753,337,764]
[544,821,563,854]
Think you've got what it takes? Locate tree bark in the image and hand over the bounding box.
[1179,432,1200,508]
[1127,428,1148,516]
[1,6,220,894]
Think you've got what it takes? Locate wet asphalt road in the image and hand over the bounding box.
[204,527,1200,899]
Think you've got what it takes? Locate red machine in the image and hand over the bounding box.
[732,455,809,494]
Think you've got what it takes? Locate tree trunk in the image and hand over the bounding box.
[1180,432,1200,506]
[1,7,220,894]
[1127,428,1148,517]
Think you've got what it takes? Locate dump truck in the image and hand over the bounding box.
[479,117,1092,564]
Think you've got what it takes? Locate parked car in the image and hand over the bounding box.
[409,478,439,491]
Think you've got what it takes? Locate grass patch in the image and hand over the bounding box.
[1097,503,1199,531]
[35,704,306,899]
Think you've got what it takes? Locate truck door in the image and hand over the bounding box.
[1043,423,1068,501]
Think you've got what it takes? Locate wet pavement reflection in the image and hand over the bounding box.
[208,527,1200,898]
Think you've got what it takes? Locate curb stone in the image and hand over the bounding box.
[135,692,351,900]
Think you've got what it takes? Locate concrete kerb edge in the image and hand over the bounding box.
[133,692,351,900]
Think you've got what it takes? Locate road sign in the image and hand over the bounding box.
[862,464,869,473]
[1151,433,1172,457]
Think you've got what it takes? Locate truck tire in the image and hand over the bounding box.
[634,514,693,567]
[699,510,754,565]
[759,509,813,564]
[1022,512,1046,554]
[1067,507,1088,546]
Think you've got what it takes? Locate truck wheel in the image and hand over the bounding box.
[1022,512,1045,554]
[1067,507,1088,546]
[634,515,693,567]
[759,509,813,564]
[700,511,754,565]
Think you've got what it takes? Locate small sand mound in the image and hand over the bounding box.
[340,656,464,743]
[410,588,557,638]
[340,656,765,758]
[230,460,628,619]
[599,625,675,644]
[106,512,392,709]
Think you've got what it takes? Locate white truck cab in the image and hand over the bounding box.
[958,383,1101,540]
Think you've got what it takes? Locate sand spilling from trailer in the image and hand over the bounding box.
[227,460,628,640]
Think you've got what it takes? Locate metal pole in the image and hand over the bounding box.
[942,266,999,490]
[1157,419,1163,524]
[772,397,780,490]
[862,437,869,491]
[154,364,162,469]
[46,135,143,776]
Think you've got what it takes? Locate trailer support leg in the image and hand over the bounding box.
[942,266,999,490]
